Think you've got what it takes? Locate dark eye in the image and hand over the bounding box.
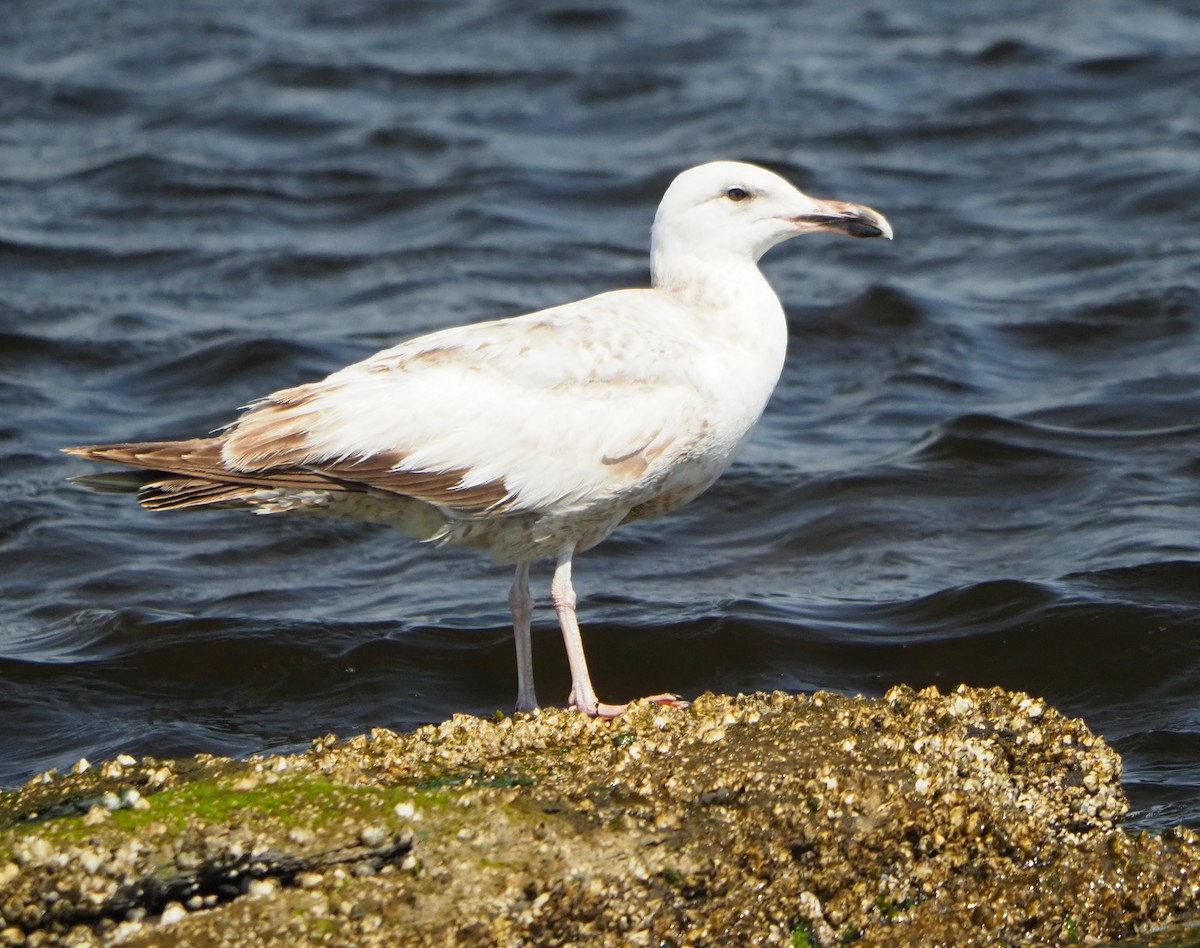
[725,186,750,202]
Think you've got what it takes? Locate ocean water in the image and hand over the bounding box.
[2,0,1199,829]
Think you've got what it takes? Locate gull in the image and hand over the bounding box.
[66,161,892,717]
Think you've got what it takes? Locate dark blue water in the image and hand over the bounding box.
[3,0,1200,828]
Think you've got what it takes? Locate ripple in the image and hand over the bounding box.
[4,0,1200,826]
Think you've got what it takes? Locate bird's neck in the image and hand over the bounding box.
[650,247,777,312]
[650,246,789,447]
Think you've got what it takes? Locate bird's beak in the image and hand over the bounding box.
[788,199,893,240]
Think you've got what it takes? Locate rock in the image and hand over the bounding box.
[1,686,1198,946]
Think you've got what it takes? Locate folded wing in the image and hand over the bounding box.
[69,289,714,517]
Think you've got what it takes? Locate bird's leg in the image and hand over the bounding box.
[549,547,615,716]
[550,547,688,717]
[510,560,537,713]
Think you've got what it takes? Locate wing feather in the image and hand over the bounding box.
[219,288,716,513]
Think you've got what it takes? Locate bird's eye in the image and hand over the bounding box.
[725,186,750,202]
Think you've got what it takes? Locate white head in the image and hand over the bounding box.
[651,160,891,289]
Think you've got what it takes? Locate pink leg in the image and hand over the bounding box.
[509,561,537,713]
[549,547,687,718]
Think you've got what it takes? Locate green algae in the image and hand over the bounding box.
[0,769,457,859]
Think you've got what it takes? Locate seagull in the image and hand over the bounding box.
[65,161,892,717]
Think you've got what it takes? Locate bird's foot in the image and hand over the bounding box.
[638,693,690,712]
[572,693,689,719]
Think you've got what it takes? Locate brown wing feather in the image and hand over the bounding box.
[308,454,513,513]
[64,439,346,491]
[222,385,326,469]
[65,438,513,515]
[138,479,267,511]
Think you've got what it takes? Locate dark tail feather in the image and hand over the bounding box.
[69,470,158,494]
[139,478,262,511]
[69,469,264,510]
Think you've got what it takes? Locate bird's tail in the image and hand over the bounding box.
[63,439,268,510]
[68,469,158,494]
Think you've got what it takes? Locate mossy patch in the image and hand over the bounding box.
[0,768,456,858]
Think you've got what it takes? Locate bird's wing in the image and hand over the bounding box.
[221,289,717,514]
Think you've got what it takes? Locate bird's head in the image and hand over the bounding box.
[651,161,892,282]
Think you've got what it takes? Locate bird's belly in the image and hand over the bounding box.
[277,487,619,565]
[619,479,711,525]
[250,448,728,565]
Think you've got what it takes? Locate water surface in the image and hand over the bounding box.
[2,0,1200,828]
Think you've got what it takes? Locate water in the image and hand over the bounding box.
[2,0,1199,828]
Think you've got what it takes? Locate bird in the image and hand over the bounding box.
[65,160,892,717]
